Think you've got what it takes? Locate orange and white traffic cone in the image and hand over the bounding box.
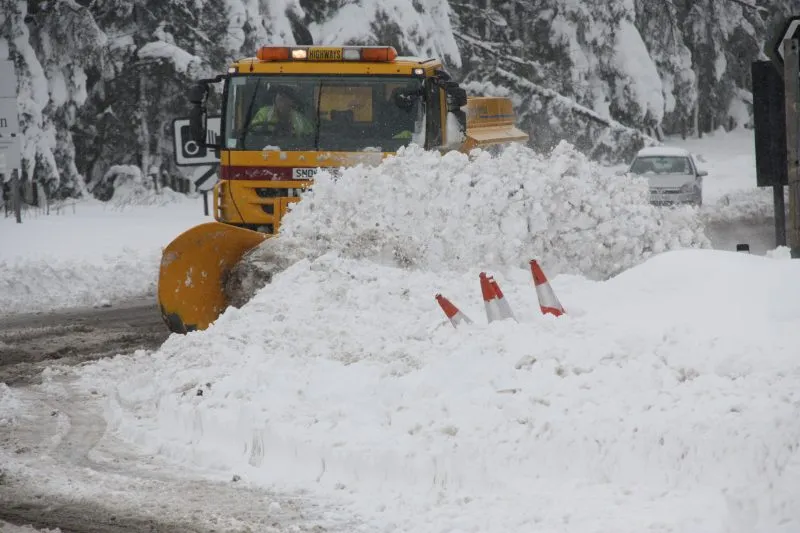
[479,272,503,323]
[530,260,565,317]
[489,276,516,321]
[435,294,473,328]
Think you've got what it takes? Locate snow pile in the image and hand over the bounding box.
[0,248,162,315]
[269,142,709,280]
[767,246,793,260]
[701,188,775,225]
[0,521,62,533]
[0,384,22,427]
[76,249,800,532]
[90,165,186,207]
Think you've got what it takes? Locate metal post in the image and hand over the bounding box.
[775,184,787,246]
[785,38,800,257]
[203,190,209,216]
[11,168,21,223]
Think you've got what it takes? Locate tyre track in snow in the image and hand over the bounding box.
[1,383,336,533]
[0,301,344,533]
[0,298,168,386]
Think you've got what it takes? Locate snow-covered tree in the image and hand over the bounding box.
[1,0,104,198]
[4,0,800,197]
[73,0,228,196]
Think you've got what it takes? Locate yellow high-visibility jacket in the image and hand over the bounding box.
[250,106,315,135]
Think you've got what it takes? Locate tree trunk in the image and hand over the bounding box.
[12,169,21,223]
[134,4,154,192]
[693,98,700,138]
[138,70,153,192]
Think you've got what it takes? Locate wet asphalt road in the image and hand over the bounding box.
[0,298,169,386]
[0,299,190,532]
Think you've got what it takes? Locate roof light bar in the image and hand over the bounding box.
[256,46,290,61]
[255,45,399,63]
[360,46,397,62]
[342,48,361,61]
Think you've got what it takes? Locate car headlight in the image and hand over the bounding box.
[680,183,694,193]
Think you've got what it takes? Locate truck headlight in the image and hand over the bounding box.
[680,183,694,193]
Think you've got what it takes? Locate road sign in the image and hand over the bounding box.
[0,141,20,171]
[193,165,218,191]
[173,115,220,166]
[0,60,20,173]
[0,60,16,98]
[768,15,800,75]
[752,60,788,188]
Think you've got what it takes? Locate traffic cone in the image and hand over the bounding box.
[435,294,472,328]
[489,276,516,321]
[480,272,503,323]
[530,260,565,317]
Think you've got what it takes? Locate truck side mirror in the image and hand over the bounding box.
[188,82,208,145]
[189,105,206,145]
[188,83,206,104]
[446,86,467,109]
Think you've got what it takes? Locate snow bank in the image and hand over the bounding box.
[702,188,775,225]
[0,248,161,315]
[0,521,61,533]
[0,199,206,315]
[76,248,800,533]
[110,179,187,209]
[256,141,709,283]
[91,165,187,207]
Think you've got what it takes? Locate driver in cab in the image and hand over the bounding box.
[249,85,314,137]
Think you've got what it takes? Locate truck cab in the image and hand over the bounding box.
[187,45,526,234]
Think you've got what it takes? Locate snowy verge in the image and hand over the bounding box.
[0,522,61,533]
[0,249,162,314]
[0,198,206,315]
[75,248,800,533]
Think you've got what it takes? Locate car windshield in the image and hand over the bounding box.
[223,75,425,152]
[630,155,693,175]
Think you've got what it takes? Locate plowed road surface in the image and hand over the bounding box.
[0,300,332,533]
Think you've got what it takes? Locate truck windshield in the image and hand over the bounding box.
[223,75,425,152]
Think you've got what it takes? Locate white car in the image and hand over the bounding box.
[626,146,707,207]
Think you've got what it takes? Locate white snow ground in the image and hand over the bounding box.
[0,191,206,315]
[2,129,798,532]
[65,247,800,533]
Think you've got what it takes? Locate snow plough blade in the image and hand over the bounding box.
[157,222,269,334]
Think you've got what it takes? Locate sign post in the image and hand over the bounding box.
[752,60,788,246]
[784,38,800,258]
[761,15,800,256]
[0,59,21,223]
[193,165,218,216]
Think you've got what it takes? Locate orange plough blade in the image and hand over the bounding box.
[157,222,269,334]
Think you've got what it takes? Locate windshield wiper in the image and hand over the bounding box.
[314,82,323,150]
[238,78,263,148]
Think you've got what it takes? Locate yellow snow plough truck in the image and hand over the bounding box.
[159,45,528,334]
